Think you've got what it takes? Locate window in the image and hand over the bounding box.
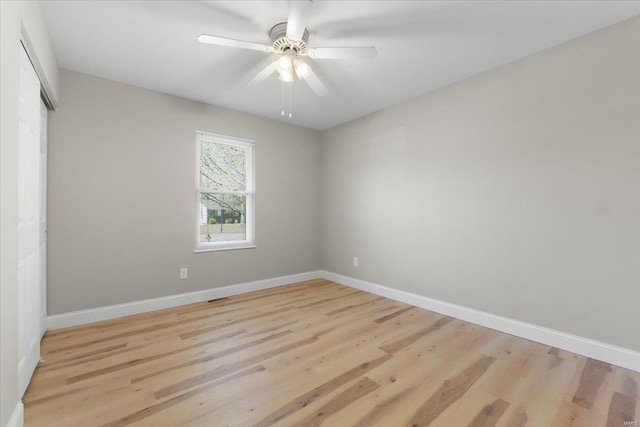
[195,132,255,251]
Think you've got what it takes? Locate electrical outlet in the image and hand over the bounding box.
[353,257,359,267]
[180,268,188,279]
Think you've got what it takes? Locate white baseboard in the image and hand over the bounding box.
[321,271,640,372]
[47,270,323,330]
[7,401,24,427]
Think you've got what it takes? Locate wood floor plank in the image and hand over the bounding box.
[613,368,640,399]
[422,320,499,363]
[178,305,296,340]
[23,280,638,427]
[289,376,380,427]
[43,307,246,356]
[38,343,128,369]
[606,392,638,427]
[346,344,471,427]
[153,335,318,398]
[476,339,553,400]
[494,347,581,426]
[466,398,510,427]
[361,388,420,427]
[24,383,93,406]
[25,377,134,423]
[251,354,392,427]
[379,315,453,354]
[374,305,415,324]
[295,289,365,309]
[262,308,407,378]
[550,400,607,426]
[428,389,504,427]
[404,355,496,426]
[66,328,271,385]
[100,365,267,427]
[243,319,299,337]
[498,406,528,427]
[324,295,385,316]
[572,358,614,409]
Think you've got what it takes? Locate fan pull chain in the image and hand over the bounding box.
[281,81,285,117]
[289,82,293,119]
[280,81,293,120]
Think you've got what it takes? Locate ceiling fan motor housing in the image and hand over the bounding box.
[270,22,309,54]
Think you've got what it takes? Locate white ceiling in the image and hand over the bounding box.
[40,1,640,131]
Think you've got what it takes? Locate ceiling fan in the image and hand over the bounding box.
[197,0,377,97]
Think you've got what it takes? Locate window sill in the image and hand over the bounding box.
[194,245,256,253]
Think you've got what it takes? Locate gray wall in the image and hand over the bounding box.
[1,1,59,425]
[48,70,321,314]
[321,17,640,352]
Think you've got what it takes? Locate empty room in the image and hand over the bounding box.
[1,1,639,426]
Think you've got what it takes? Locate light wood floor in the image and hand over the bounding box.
[24,279,639,426]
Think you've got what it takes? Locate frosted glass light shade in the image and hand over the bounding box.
[278,68,294,82]
[277,55,293,72]
[294,58,311,80]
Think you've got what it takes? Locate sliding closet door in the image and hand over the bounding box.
[18,44,43,397]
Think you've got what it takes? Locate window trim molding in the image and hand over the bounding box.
[194,131,255,252]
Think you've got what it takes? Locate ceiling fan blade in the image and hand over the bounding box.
[243,61,277,87]
[197,34,273,53]
[304,70,328,97]
[286,0,313,42]
[308,46,377,60]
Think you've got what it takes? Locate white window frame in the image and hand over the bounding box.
[194,131,255,252]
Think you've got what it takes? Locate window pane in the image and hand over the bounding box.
[200,141,246,192]
[199,193,246,243]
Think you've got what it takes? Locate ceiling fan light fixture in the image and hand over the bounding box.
[293,58,311,80]
[278,68,294,83]
[277,54,293,72]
